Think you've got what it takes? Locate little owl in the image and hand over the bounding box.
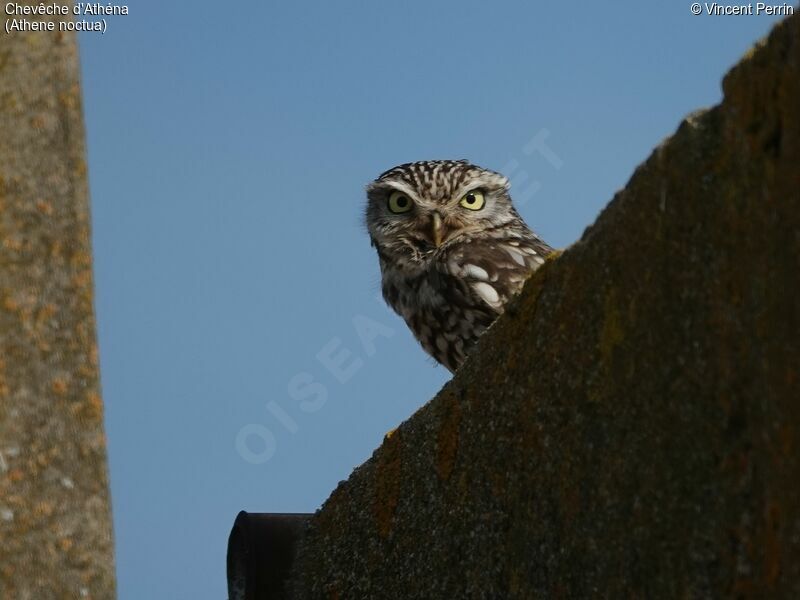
[365,160,553,372]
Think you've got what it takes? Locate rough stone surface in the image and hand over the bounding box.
[288,13,800,599]
[0,8,116,600]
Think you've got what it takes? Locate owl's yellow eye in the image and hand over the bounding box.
[388,191,413,214]
[459,190,485,211]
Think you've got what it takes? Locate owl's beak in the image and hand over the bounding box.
[431,212,444,247]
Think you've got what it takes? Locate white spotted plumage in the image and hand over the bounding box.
[471,281,501,306]
[365,160,554,372]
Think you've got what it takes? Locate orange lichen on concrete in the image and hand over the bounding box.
[372,430,402,539]
[81,391,105,423]
[435,391,461,483]
[51,377,69,396]
[35,199,54,215]
[599,288,624,365]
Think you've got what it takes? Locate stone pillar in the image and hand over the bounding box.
[1,6,116,599]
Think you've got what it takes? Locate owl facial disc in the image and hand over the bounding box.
[364,159,555,372]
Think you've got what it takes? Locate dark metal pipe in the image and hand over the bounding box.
[227,511,312,600]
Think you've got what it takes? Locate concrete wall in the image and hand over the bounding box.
[287,13,800,599]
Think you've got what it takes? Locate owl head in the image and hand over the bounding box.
[365,160,518,269]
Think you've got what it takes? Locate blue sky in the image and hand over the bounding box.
[78,2,788,598]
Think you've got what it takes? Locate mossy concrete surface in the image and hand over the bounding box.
[288,13,800,599]
[0,7,116,599]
